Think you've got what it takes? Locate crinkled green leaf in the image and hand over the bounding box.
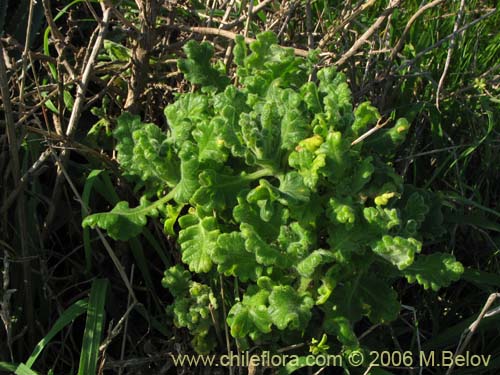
[191,169,252,213]
[246,179,281,222]
[279,172,310,203]
[238,32,306,91]
[83,196,159,241]
[350,156,375,192]
[233,192,285,241]
[402,186,446,239]
[328,198,356,225]
[326,271,399,346]
[227,286,272,338]
[114,112,180,190]
[327,223,374,262]
[233,35,247,67]
[268,286,314,330]
[404,253,464,291]
[351,101,380,135]
[296,250,334,278]
[240,223,281,266]
[178,213,220,273]
[162,265,191,297]
[213,232,261,281]
[192,117,228,163]
[213,85,248,156]
[276,88,310,151]
[363,206,400,233]
[316,269,338,305]
[318,131,350,182]
[372,235,421,270]
[178,40,229,90]
[358,276,400,324]
[300,81,321,114]
[317,68,353,132]
[174,142,201,204]
[164,93,208,146]
[241,82,309,168]
[167,281,218,353]
[289,147,326,190]
[240,98,285,169]
[278,222,314,260]
[162,204,184,236]
[400,192,430,236]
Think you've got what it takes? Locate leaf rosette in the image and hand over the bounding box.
[84,32,463,354]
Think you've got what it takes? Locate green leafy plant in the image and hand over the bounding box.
[83,32,463,356]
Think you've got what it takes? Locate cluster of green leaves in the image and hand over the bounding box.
[83,32,463,355]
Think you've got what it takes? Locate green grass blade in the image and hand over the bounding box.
[14,363,39,375]
[142,228,170,268]
[93,171,120,204]
[444,194,500,219]
[43,0,94,78]
[0,361,18,372]
[446,214,500,233]
[77,279,109,375]
[82,170,105,272]
[24,299,88,368]
[422,311,500,351]
[463,268,500,289]
[129,237,156,295]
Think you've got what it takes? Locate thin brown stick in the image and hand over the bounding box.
[43,5,111,236]
[175,25,310,57]
[41,0,76,79]
[436,0,466,110]
[221,0,238,25]
[19,0,36,108]
[66,6,111,137]
[389,0,445,61]
[0,253,14,361]
[334,0,402,67]
[306,0,314,50]
[0,40,35,348]
[0,149,52,215]
[50,150,138,303]
[221,0,275,29]
[445,293,500,375]
[350,117,390,146]
[244,0,254,38]
[318,0,377,50]
[117,265,135,375]
[219,275,234,375]
[124,0,158,113]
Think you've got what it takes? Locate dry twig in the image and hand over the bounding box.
[335,0,402,67]
[389,0,445,61]
[445,293,500,375]
[436,0,466,110]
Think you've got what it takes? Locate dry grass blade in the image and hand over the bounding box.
[77,279,109,375]
[334,0,402,66]
[318,0,377,50]
[0,38,35,348]
[436,0,466,110]
[445,293,500,375]
[389,0,445,61]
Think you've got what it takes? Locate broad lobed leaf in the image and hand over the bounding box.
[84,32,464,355]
